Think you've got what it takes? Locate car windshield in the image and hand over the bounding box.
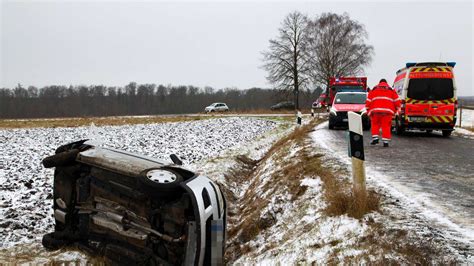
[407,78,454,100]
[334,85,364,92]
[334,93,366,104]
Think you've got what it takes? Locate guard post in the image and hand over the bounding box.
[311,108,314,117]
[348,111,367,203]
[297,110,302,125]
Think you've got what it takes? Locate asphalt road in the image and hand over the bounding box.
[313,122,474,232]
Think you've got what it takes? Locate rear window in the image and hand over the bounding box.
[333,85,364,92]
[407,79,454,100]
[335,93,366,104]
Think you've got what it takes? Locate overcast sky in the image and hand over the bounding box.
[1,0,473,95]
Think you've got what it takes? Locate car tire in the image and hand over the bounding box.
[363,122,371,131]
[395,117,405,135]
[42,233,68,251]
[42,149,80,168]
[328,119,335,130]
[442,130,452,137]
[138,168,184,197]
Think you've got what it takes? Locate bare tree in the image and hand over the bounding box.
[262,11,311,110]
[307,12,374,98]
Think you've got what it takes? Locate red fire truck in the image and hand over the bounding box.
[327,77,368,107]
[392,62,457,137]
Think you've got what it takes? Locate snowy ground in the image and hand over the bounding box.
[311,122,473,263]
[224,119,472,264]
[230,138,373,264]
[0,117,277,252]
[1,114,472,263]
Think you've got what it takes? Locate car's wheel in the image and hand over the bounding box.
[442,130,452,137]
[363,122,371,131]
[42,149,80,168]
[395,117,405,135]
[138,168,184,197]
[328,118,335,130]
[42,233,68,251]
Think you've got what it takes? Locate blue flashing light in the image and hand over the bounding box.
[406,62,417,68]
[447,62,456,67]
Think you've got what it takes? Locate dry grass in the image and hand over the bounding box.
[0,115,208,129]
[0,244,107,265]
[463,127,474,133]
[345,218,457,265]
[324,186,380,219]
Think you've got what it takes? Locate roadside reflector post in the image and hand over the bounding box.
[311,108,314,117]
[297,110,302,125]
[348,111,367,204]
[459,102,462,128]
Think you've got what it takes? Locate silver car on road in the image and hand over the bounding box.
[205,103,229,113]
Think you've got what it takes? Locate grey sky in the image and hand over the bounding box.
[1,1,473,95]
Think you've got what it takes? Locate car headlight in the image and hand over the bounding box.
[330,108,337,116]
[360,108,367,116]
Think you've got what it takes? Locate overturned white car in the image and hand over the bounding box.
[41,140,226,265]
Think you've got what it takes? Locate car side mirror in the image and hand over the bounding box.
[170,154,183,165]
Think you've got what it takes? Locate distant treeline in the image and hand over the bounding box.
[0,82,321,119]
[459,96,474,107]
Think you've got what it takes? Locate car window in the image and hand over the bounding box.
[407,78,454,100]
[335,93,366,104]
[334,85,365,93]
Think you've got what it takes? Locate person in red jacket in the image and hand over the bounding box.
[365,79,400,147]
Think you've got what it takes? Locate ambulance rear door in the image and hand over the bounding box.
[406,67,456,124]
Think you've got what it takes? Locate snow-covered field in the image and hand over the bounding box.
[0,117,277,250]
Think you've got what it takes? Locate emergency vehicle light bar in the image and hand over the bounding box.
[406,62,456,68]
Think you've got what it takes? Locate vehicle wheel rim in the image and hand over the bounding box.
[146,169,177,184]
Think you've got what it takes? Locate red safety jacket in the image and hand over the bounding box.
[365,81,400,116]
